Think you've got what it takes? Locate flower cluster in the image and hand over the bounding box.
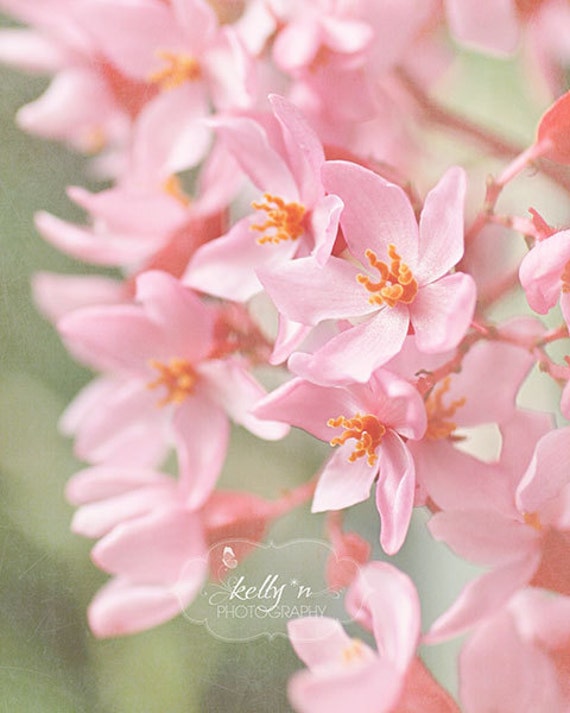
[3,0,570,708]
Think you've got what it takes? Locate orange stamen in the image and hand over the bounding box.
[251,194,306,245]
[163,174,191,207]
[341,638,367,664]
[328,413,386,466]
[523,511,543,531]
[147,358,197,406]
[561,260,570,293]
[425,377,466,441]
[148,51,201,91]
[357,244,418,307]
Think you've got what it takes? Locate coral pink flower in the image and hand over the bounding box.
[184,94,344,302]
[255,368,426,554]
[58,271,287,506]
[260,162,476,385]
[287,562,458,713]
[66,465,281,637]
[459,589,570,712]
[426,418,570,642]
[519,228,570,326]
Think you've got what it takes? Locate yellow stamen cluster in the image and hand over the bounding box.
[148,51,201,91]
[251,194,306,245]
[357,244,418,307]
[147,358,197,406]
[341,638,367,665]
[328,413,386,466]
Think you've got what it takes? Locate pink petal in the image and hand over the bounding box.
[519,230,570,314]
[288,617,362,668]
[375,432,416,555]
[428,510,539,565]
[460,610,565,712]
[425,554,541,643]
[516,425,570,514]
[58,305,163,373]
[173,393,230,507]
[321,160,419,268]
[66,466,172,504]
[92,506,206,582]
[289,307,410,385]
[135,271,214,361]
[346,562,420,673]
[184,215,298,302]
[445,0,520,56]
[198,359,289,439]
[410,272,476,353]
[212,115,299,198]
[259,255,373,326]
[312,445,378,512]
[416,166,467,283]
[310,193,344,266]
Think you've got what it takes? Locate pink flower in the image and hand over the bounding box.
[519,228,570,326]
[58,271,287,506]
[255,368,426,554]
[287,562,458,713]
[66,465,280,637]
[426,418,570,642]
[184,94,344,301]
[260,162,476,385]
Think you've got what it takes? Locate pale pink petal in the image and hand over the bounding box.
[66,466,173,504]
[375,432,416,555]
[92,506,206,582]
[259,255,373,326]
[321,160,419,268]
[312,445,378,512]
[88,572,205,638]
[288,659,402,713]
[289,307,410,385]
[519,229,570,313]
[135,271,214,361]
[67,381,168,467]
[428,510,539,565]
[170,0,217,52]
[410,272,476,353]
[288,617,363,667]
[198,359,289,439]
[32,272,126,322]
[499,409,553,493]
[173,392,230,507]
[320,16,373,54]
[561,290,570,325]
[269,93,325,206]
[0,28,68,72]
[416,166,467,284]
[272,19,321,72]
[253,377,362,442]
[270,316,312,365]
[346,562,420,672]
[35,211,165,265]
[516,425,570,514]
[369,369,426,440]
[460,610,565,713]
[131,86,211,179]
[445,0,520,56]
[58,305,163,373]
[212,115,299,198]
[310,193,344,265]
[75,0,182,80]
[425,554,541,643]
[184,215,297,301]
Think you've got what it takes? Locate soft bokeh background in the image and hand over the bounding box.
[0,13,566,711]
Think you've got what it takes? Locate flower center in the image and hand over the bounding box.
[250,194,306,245]
[561,260,570,293]
[425,377,466,441]
[147,358,197,406]
[523,511,543,531]
[148,51,201,91]
[357,244,418,307]
[328,413,386,466]
[341,638,368,665]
